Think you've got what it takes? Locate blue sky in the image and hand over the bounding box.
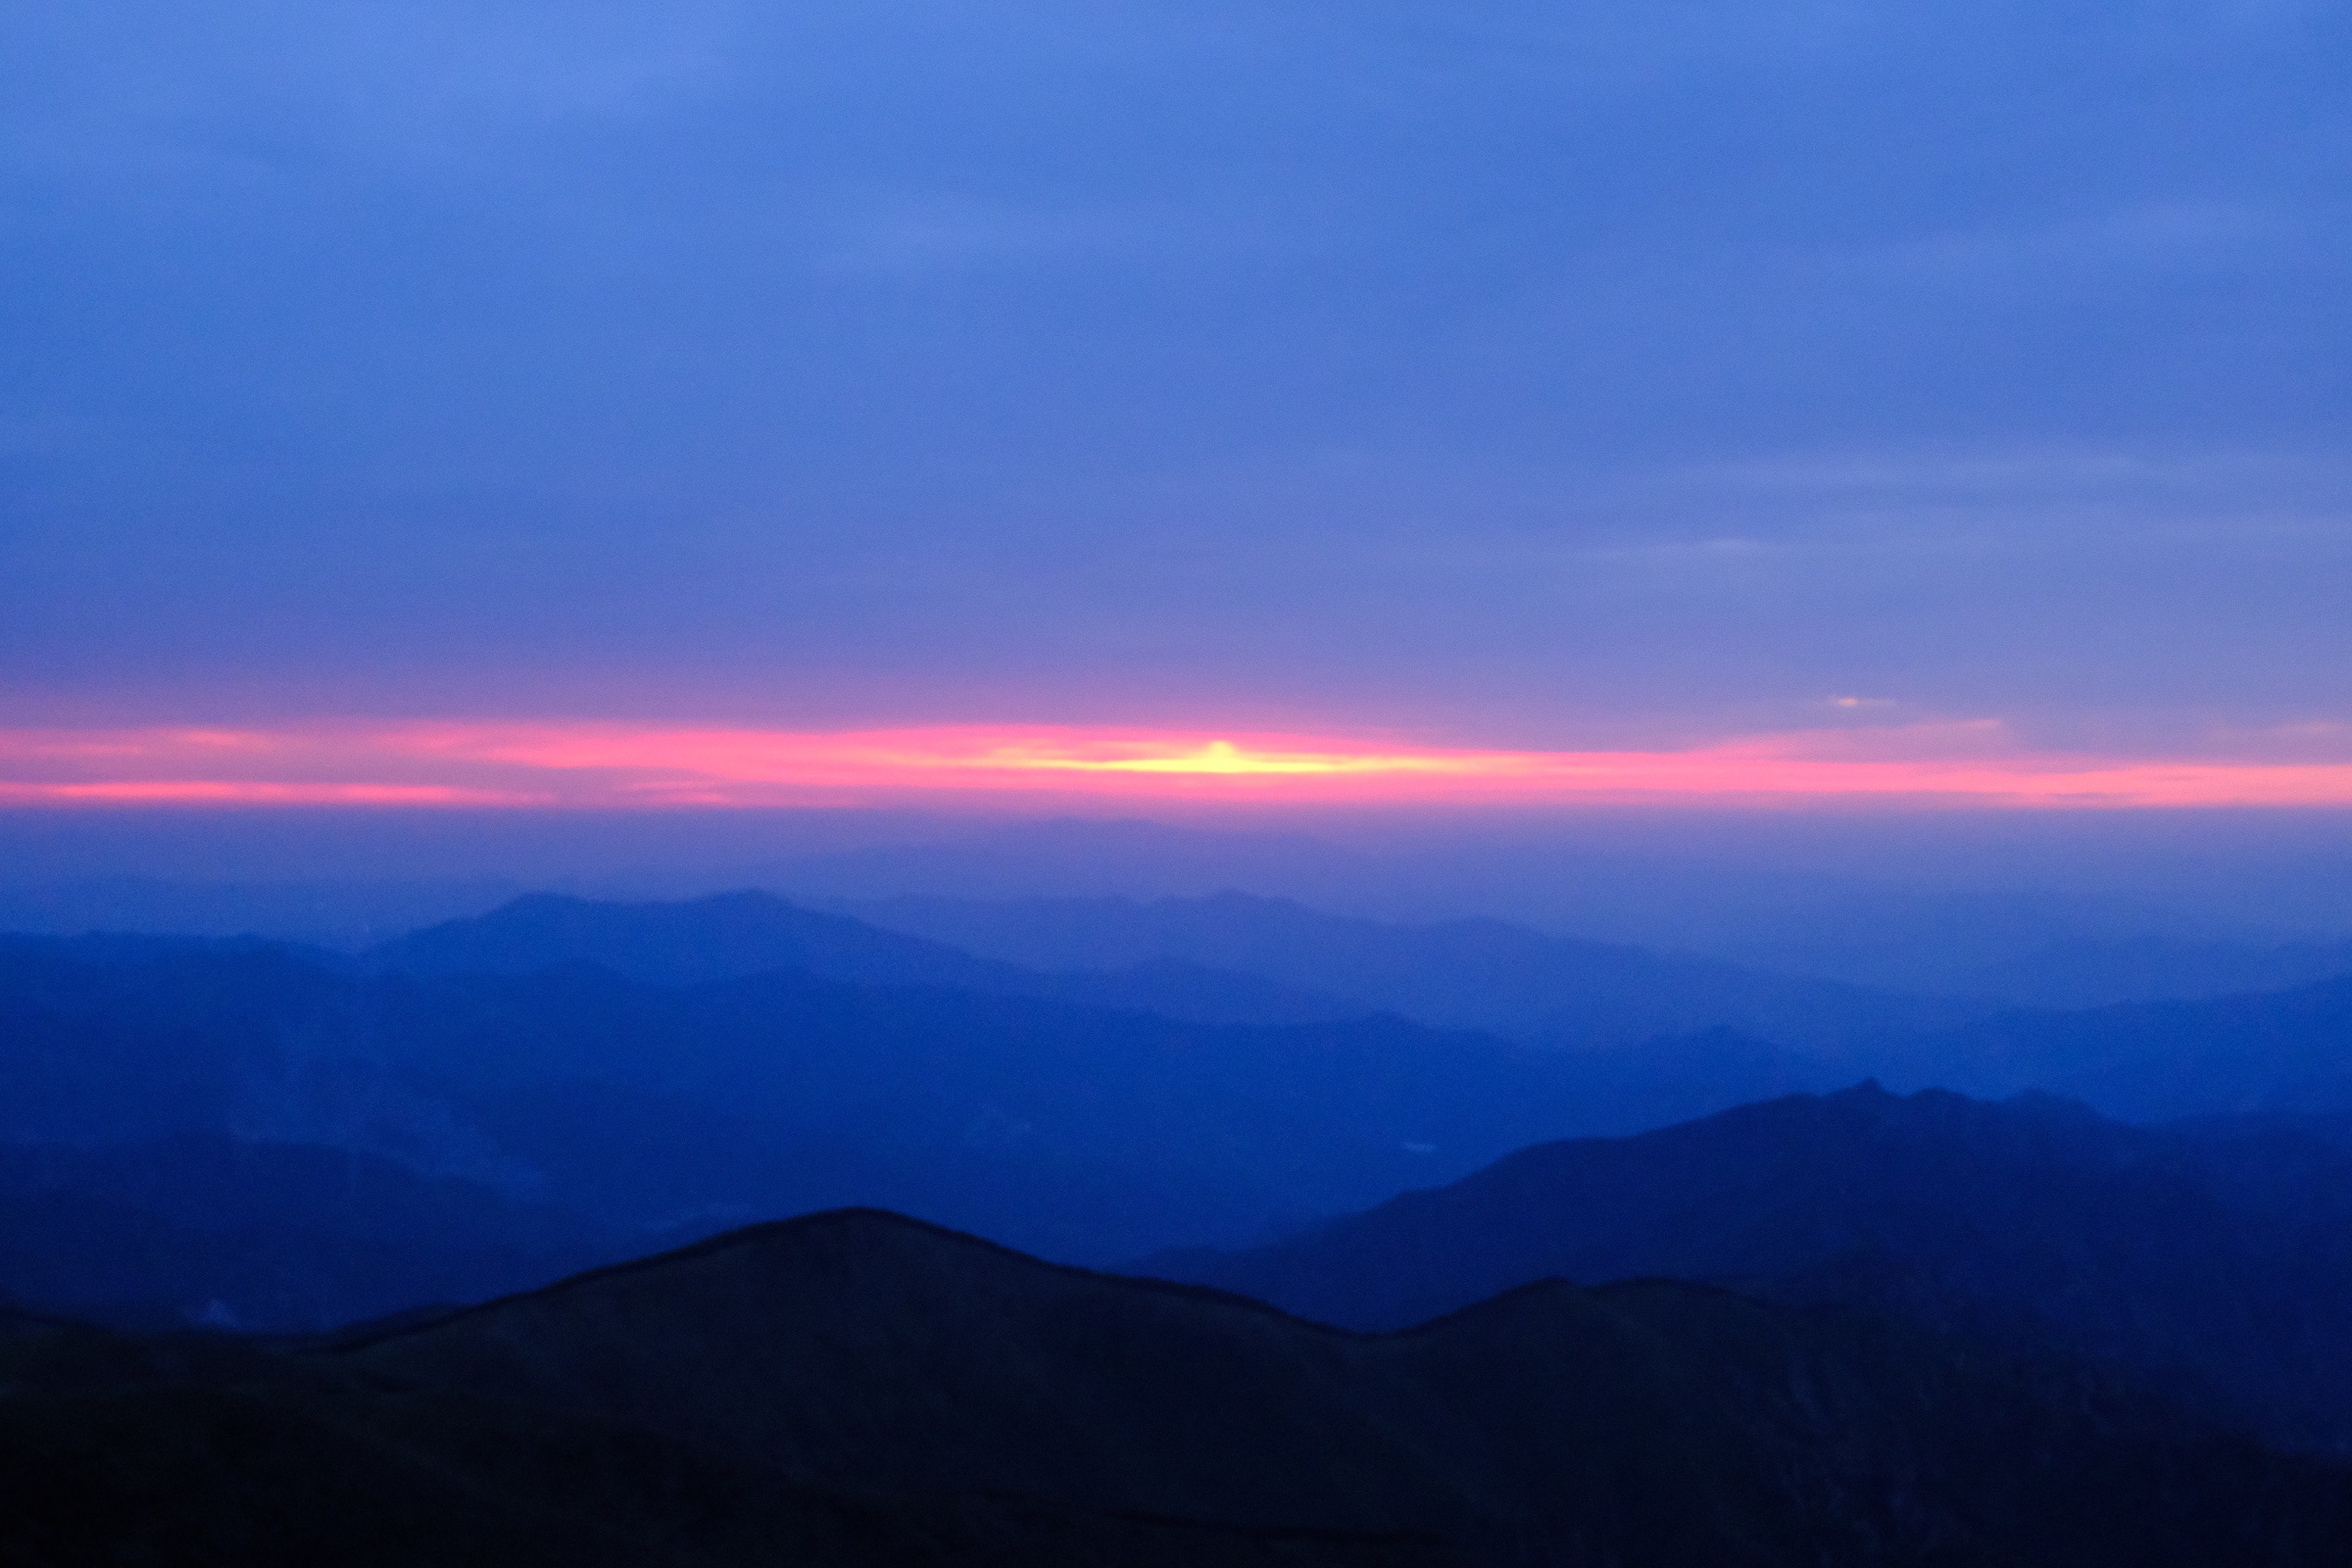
[5,2,2348,755]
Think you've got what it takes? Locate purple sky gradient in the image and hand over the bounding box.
[5,2,2349,758]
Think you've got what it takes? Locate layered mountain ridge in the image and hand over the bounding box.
[825,889,1976,1045]
[1144,1083,2352,1452]
[8,889,2352,1332]
[9,1207,2349,1566]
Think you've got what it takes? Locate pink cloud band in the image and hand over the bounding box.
[4,721,2351,810]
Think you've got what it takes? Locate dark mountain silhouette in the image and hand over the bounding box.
[1143,1083,2352,1452]
[831,890,1983,1047]
[1900,975,2352,1118]
[0,1318,1459,1568]
[7,1209,2347,1566]
[2187,1106,2352,1153]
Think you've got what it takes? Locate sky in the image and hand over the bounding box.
[5,2,2350,812]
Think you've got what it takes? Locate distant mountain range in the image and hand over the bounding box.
[6,908,1759,1317]
[832,890,2352,1014]
[1953,933,2352,1008]
[8,1208,2347,1566]
[1144,1083,2352,1452]
[371,890,2352,1122]
[828,890,1981,1046]
[10,814,2350,1005]
[1884,977,2352,1119]
[7,890,2352,1331]
[367,889,1370,1026]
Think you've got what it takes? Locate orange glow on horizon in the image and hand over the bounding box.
[3,720,2351,810]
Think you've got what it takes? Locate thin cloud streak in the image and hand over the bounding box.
[6,722,2352,810]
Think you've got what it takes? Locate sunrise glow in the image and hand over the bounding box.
[5,720,2352,811]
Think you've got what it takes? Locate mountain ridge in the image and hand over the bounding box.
[1891,975,2352,1116]
[302,1207,2352,1563]
[363,889,1377,1028]
[827,888,1981,1047]
[1142,1082,2352,1452]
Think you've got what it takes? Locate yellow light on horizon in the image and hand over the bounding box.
[8,720,2352,810]
[986,738,1486,776]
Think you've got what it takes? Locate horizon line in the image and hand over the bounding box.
[7,719,2352,812]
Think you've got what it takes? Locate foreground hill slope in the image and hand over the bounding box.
[1145,1084,2352,1451]
[8,1209,2344,1566]
[0,1330,1458,1568]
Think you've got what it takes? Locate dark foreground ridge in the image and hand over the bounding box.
[6,1207,2350,1566]
[1142,1082,2352,1452]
